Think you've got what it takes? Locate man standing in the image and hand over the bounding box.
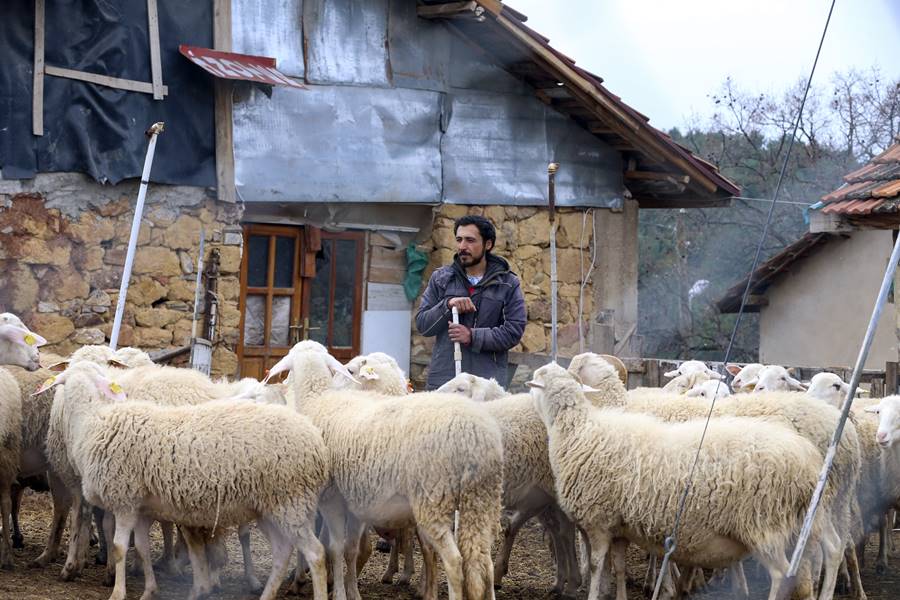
[415,215,526,390]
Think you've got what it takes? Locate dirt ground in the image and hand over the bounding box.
[2,492,898,599]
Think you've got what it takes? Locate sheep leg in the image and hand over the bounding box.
[238,523,263,592]
[31,473,71,568]
[556,512,582,594]
[342,515,366,600]
[318,496,350,600]
[103,510,117,587]
[731,562,750,599]
[93,506,108,565]
[817,520,845,600]
[180,527,214,600]
[151,521,180,577]
[60,493,92,580]
[876,512,890,575]
[844,544,867,600]
[356,527,372,578]
[610,538,629,600]
[255,517,298,600]
[291,519,328,600]
[418,523,464,600]
[10,483,23,549]
[754,545,791,600]
[0,484,12,569]
[494,502,546,586]
[538,504,581,596]
[583,528,611,600]
[132,516,158,600]
[109,511,138,600]
[399,527,415,585]
[381,529,399,583]
[579,530,592,589]
[416,528,438,600]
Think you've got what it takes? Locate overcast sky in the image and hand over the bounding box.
[507,1,900,131]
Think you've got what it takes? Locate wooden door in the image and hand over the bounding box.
[237,225,304,379]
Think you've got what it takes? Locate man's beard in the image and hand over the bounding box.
[458,250,484,267]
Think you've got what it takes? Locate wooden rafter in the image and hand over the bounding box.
[418,1,485,20]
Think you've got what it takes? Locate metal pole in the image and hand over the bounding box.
[190,228,206,341]
[784,227,900,584]
[548,163,559,362]
[109,122,165,351]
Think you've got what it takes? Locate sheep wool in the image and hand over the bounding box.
[0,369,22,568]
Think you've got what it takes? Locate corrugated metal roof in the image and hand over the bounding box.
[818,140,900,216]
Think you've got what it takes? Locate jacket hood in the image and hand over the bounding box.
[452,253,513,287]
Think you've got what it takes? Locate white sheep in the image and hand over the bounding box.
[748,364,807,392]
[685,378,732,401]
[41,361,330,600]
[0,369,22,568]
[663,359,723,380]
[528,362,838,600]
[265,342,503,600]
[726,363,764,393]
[0,321,47,371]
[575,353,860,600]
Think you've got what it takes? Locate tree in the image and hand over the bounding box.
[638,69,900,361]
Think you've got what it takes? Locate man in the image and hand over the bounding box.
[415,215,526,390]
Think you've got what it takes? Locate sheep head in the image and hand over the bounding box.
[0,323,47,371]
[338,352,407,394]
[264,344,357,385]
[728,363,764,393]
[437,373,506,402]
[527,362,597,426]
[864,395,900,448]
[749,365,806,393]
[663,360,722,381]
[33,361,126,402]
[685,379,731,401]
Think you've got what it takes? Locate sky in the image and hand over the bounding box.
[506,0,900,131]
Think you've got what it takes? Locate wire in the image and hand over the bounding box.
[650,2,837,598]
[732,196,812,206]
[578,209,598,353]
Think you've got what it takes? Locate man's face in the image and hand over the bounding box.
[456,224,492,267]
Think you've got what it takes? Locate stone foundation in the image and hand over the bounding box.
[409,204,596,389]
[0,173,243,378]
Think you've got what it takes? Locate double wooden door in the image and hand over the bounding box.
[237,224,364,379]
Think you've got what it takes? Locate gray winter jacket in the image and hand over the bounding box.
[415,254,526,390]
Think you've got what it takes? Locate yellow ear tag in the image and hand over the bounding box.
[24,333,36,346]
[109,382,123,394]
[43,376,56,387]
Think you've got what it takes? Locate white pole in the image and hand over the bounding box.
[190,228,206,341]
[452,306,462,376]
[548,163,559,362]
[109,122,165,351]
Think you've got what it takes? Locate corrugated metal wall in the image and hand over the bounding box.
[232,0,623,208]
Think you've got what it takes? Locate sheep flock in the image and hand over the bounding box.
[0,313,899,600]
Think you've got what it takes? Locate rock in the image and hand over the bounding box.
[167,278,198,302]
[178,250,194,275]
[127,278,168,306]
[17,238,71,266]
[517,212,550,248]
[28,313,75,344]
[162,215,204,250]
[504,206,518,219]
[37,301,59,313]
[4,264,38,313]
[164,301,191,312]
[223,231,243,246]
[51,269,90,302]
[514,245,542,262]
[73,313,104,328]
[133,247,182,277]
[520,322,546,353]
[134,307,183,328]
[72,328,106,345]
[557,211,592,249]
[146,207,178,227]
[96,197,132,217]
[217,276,241,302]
[211,346,239,378]
[440,204,469,219]
[99,322,134,347]
[432,227,456,251]
[133,327,173,348]
[86,289,111,308]
[73,246,105,271]
[217,245,242,274]
[219,302,241,329]
[542,248,590,284]
[483,206,506,227]
[65,213,116,243]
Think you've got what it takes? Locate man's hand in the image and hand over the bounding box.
[448,323,472,346]
[448,297,476,313]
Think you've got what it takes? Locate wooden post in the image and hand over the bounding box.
[887,361,898,396]
[213,0,236,203]
[645,359,659,389]
[147,0,164,99]
[32,0,45,136]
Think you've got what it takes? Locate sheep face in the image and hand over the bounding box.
[663,360,722,381]
[527,362,596,426]
[436,373,505,402]
[864,396,900,448]
[805,373,848,408]
[661,371,711,394]
[113,347,154,368]
[750,365,806,393]
[337,352,406,393]
[0,323,47,371]
[34,361,127,402]
[727,363,764,393]
[685,379,731,401]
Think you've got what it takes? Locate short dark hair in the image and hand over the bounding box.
[454,215,496,249]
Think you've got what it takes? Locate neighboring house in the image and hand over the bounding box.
[718,140,900,371]
[0,0,738,381]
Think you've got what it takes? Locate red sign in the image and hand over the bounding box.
[179,45,305,89]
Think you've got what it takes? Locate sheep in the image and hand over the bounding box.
[528,362,838,600]
[0,322,47,371]
[437,373,507,403]
[265,342,503,600]
[576,353,860,600]
[0,370,22,569]
[40,360,330,600]
[727,363,765,393]
[749,364,808,392]
[685,378,732,401]
[663,359,723,380]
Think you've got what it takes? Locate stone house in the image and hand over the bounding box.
[718,140,900,373]
[0,0,737,382]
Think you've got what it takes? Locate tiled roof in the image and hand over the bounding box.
[820,142,900,216]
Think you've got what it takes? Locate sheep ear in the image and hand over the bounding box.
[106,359,131,369]
[725,364,742,376]
[326,354,360,384]
[33,372,68,396]
[787,376,807,391]
[856,388,870,396]
[685,387,702,397]
[0,324,47,348]
[743,377,758,390]
[263,353,294,383]
[92,375,127,402]
[786,367,797,377]
[359,365,380,381]
[406,380,414,393]
[864,405,880,414]
[663,369,680,378]
[707,371,724,380]
[581,384,599,393]
[47,360,70,372]
[525,380,544,389]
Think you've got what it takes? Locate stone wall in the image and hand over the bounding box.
[0,173,243,378]
[409,203,596,389]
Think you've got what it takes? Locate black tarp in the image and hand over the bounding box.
[0,0,215,186]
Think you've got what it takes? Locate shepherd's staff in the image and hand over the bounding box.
[109,122,165,351]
